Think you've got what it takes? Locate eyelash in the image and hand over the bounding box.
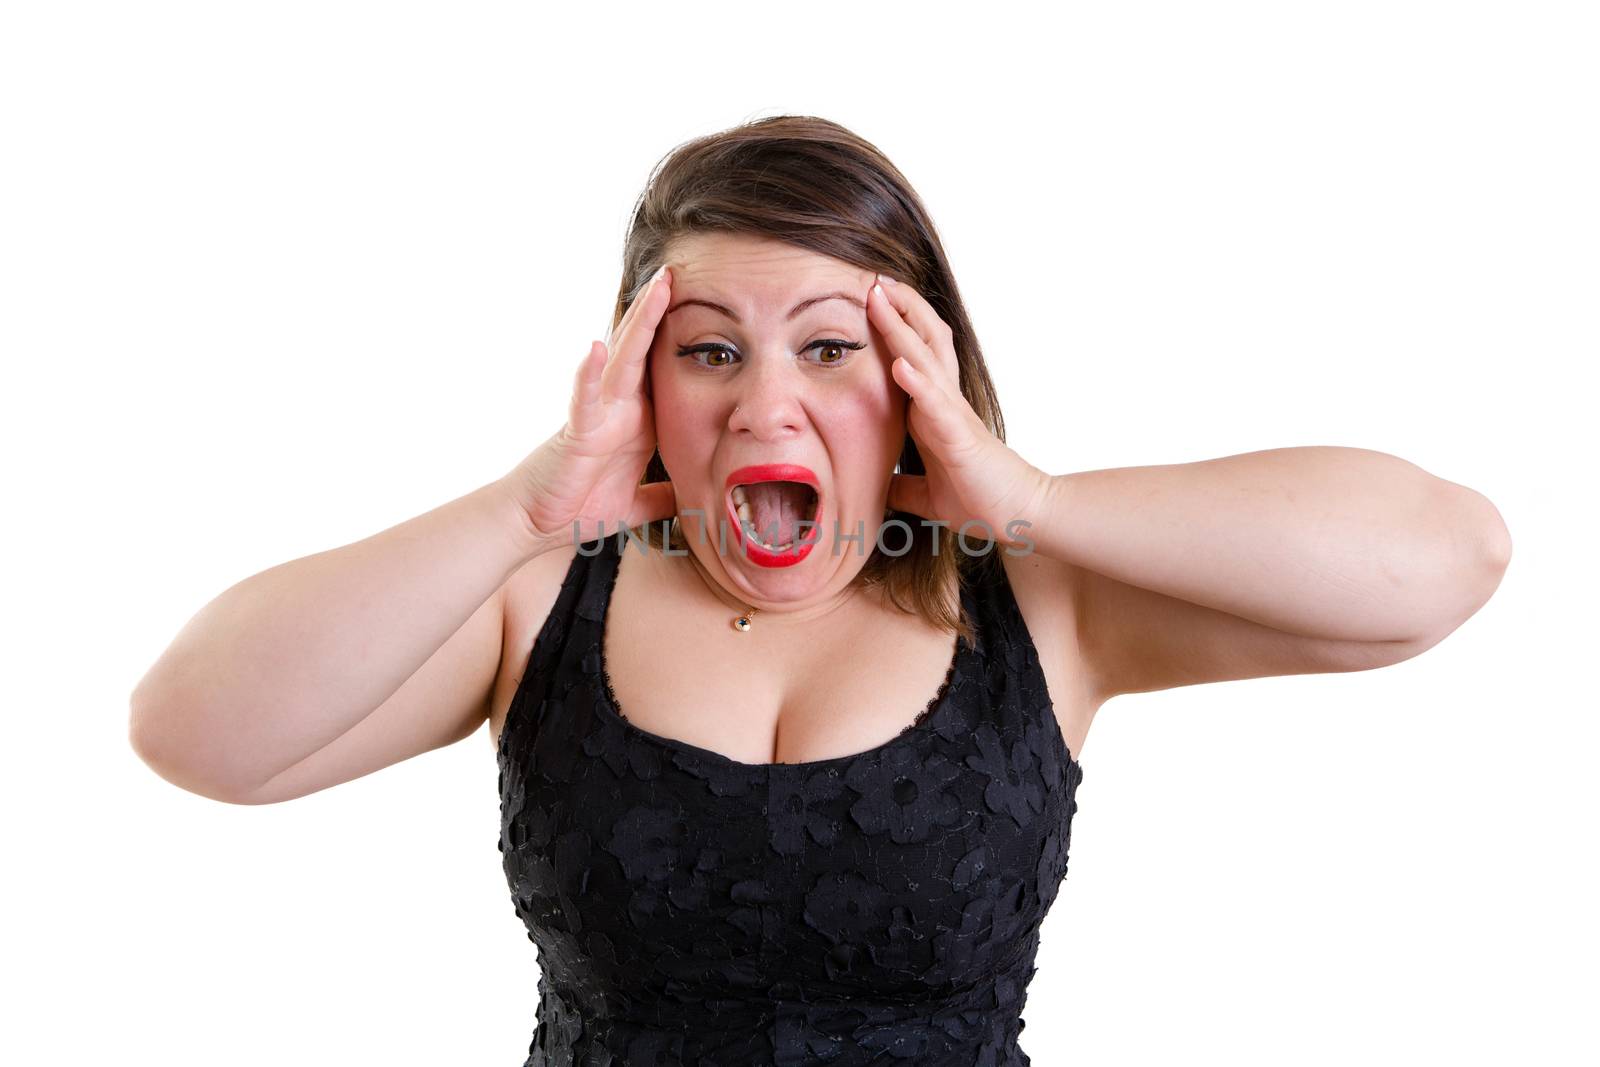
[674,338,866,369]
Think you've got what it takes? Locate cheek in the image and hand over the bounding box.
[818,373,906,460]
[647,346,682,412]
[649,342,706,405]
[647,353,711,462]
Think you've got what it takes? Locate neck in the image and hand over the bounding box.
[681,544,865,627]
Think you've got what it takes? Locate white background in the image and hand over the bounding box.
[4,1,1594,1064]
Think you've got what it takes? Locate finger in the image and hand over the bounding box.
[889,341,955,412]
[603,265,671,401]
[869,280,947,388]
[568,340,610,435]
[596,270,658,401]
[606,266,659,349]
[892,356,979,457]
[874,275,960,384]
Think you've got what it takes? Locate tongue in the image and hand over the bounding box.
[744,481,812,546]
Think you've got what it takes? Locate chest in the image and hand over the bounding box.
[600,580,965,766]
[489,548,1096,765]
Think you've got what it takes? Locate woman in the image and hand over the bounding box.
[129,116,1512,1065]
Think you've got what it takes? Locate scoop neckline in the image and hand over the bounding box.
[590,537,972,774]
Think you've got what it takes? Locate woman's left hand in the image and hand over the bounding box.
[868,274,1049,548]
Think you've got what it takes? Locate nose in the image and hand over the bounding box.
[727,353,808,441]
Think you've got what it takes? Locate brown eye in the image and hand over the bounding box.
[805,339,866,367]
[675,343,740,368]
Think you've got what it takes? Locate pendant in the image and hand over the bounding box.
[733,614,753,632]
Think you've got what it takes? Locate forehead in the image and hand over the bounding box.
[664,232,867,297]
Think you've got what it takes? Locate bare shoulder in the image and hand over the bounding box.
[488,541,582,751]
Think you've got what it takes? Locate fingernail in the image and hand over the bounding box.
[876,272,898,286]
[653,263,669,284]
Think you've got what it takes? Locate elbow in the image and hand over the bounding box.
[1460,489,1513,610]
[1405,492,1513,649]
[1440,481,1512,576]
[128,694,271,806]
[1479,494,1513,576]
[127,691,169,778]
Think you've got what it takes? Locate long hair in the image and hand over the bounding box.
[610,115,1007,644]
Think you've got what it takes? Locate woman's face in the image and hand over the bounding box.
[648,231,907,603]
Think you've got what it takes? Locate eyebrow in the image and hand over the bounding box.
[664,291,866,324]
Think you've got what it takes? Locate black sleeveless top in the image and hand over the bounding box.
[495,535,1085,1066]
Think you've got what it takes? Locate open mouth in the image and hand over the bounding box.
[729,481,821,552]
[723,463,823,555]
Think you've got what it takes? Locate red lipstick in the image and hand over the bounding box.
[723,463,823,568]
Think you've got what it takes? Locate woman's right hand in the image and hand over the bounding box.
[500,265,678,549]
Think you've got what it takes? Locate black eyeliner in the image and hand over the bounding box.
[674,339,866,362]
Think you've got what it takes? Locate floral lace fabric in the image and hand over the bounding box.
[496,535,1085,1066]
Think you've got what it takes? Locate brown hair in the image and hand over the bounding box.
[608,115,1007,645]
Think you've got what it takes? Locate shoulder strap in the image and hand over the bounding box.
[967,547,1041,680]
[572,534,623,625]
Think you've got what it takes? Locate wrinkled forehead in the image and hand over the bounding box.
[664,233,872,316]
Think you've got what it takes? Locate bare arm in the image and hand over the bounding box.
[128,478,549,802]
[1018,446,1512,698]
[1029,446,1510,643]
[129,265,679,803]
